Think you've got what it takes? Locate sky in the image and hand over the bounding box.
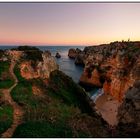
[0,3,140,46]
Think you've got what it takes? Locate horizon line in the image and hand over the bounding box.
[0,44,85,47]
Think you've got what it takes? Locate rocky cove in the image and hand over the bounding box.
[68,41,140,135]
[0,42,140,137]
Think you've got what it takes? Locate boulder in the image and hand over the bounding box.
[55,52,61,58]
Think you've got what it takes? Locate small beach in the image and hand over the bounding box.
[95,93,121,126]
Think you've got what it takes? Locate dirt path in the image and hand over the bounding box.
[1,60,24,138]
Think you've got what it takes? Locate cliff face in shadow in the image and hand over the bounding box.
[77,41,140,102]
[116,80,140,137]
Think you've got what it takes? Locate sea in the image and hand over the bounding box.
[0,45,99,98]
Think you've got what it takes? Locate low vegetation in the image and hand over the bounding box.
[0,50,4,59]
[0,97,13,135]
[0,61,14,89]
[11,45,40,51]
[11,63,35,107]
[12,46,43,62]
[11,63,108,137]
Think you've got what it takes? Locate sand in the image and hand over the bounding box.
[95,93,121,126]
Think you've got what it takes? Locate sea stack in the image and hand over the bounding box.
[68,48,77,59]
[55,52,61,58]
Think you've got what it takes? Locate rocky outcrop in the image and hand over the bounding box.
[80,68,102,87]
[75,51,85,66]
[68,48,82,59]
[68,48,77,59]
[20,51,58,80]
[68,48,85,65]
[55,52,61,58]
[117,81,140,137]
[6,50,24,61]
[79,41,140,101]
[6,49,58,80]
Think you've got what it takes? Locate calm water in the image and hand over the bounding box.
[0,45,84,83]
[38,46,85,83]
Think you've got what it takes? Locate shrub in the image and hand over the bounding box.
[0,61,14,89]
[0,104,13,134]
[13,121,73,138]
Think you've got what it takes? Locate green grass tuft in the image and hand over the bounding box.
[0,104,13,135]
[0,61,14,89]
[13,121,73,138]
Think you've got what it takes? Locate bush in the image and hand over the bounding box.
[12,46,40,51]
[24,51,43,62]
[48,70,94,115]
[13,121,73,138]
[0,104,13,134]
[0,50,4,58]
[11,82,33,107]
[14,63,25,82]
[0,61,14,89]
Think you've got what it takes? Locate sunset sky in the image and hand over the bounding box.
[0,3,140,46]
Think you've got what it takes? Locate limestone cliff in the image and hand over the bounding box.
[6,49,58,80]
[78,41,140,101]
[20,51,58,79]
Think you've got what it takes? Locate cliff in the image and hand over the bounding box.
[78,41,140,101]
[0,46,110,137]
[20,51,58,79]
[6,49,58,80]
[117,80,140,137]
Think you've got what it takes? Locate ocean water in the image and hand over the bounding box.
[0,45,84,83]
[38,46,85,83]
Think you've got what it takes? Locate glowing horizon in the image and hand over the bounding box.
[0,3,140,46]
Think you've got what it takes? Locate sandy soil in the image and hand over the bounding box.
[95,93,121,126]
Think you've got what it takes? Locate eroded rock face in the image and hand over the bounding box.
[20,51,58,79]
[117,81,140,137]
[68,48,85,65]
[68,48,77,59]
[6,50,24,61]
[80,68,102,87]
[79,41,140,101]
[75,51,85,66]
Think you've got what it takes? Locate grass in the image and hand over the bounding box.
[0,79,14,89]
[0,61,9,76]
[12,64,107,137]
[11,82,33,106]
[48,70,95,115]
[0,61,14,89]
[0,104,13,135]
[11,67,92,137]
[14,63,26,82]
[12,63,37,107]
[13,121,73,138]
[48,70,82,106]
